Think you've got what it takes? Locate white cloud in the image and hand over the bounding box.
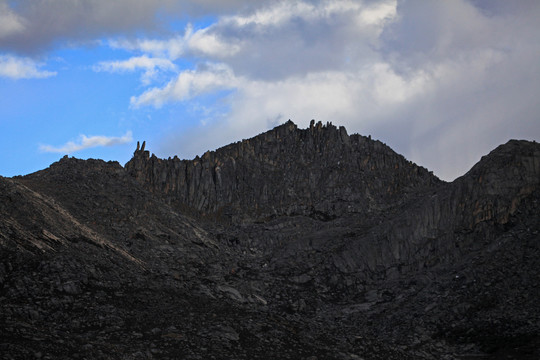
[224,0,389,28]
[132,60,413,116]
[226,1,318,27]
[187,26,242,57]
[0,54,56,79]
[94,55,176,73]
[109,22,241,60]
[108,36,184,60]
[227,64,427,128]
[130,63,237,108]
[40,131,133,154]
[358,1,396,25]
[93,55,176,84]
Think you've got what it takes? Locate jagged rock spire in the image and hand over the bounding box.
[135,141,147,154]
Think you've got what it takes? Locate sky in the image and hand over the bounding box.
[0,0,539,181]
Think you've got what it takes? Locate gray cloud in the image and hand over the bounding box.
[372,0,540,180]
[0,1,26,38]
[0,0,177,54]
[0,0,276,54]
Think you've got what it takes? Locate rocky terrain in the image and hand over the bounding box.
[1,120,539,359]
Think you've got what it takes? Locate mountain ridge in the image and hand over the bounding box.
[1,121,539,359]
[125,120,441,221]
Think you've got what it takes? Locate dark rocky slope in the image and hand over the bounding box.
[1,121,539,359]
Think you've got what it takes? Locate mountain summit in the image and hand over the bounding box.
[126,120,439,220]
[1,121,539,359]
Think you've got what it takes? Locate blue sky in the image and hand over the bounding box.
[1,0,539,180]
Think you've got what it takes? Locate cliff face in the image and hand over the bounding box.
[331,139,540,278]
[125,120,440,221]
[1,121,539,359]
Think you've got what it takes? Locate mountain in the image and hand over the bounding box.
[1,121,539,359]
[125,120,439,220]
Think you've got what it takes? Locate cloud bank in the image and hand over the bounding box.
[40,131,133,154]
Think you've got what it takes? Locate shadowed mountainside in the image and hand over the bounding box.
[1,121,539,359]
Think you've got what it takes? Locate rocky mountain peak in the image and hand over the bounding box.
[126,121,440,222]
[463,139,540,183]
